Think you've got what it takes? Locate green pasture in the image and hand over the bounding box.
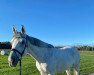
[0,51,94,75]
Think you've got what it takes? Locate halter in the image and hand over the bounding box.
[11,36,27,75]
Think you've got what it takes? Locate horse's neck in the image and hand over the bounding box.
[26,41,47,62]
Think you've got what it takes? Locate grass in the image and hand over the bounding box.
[80,51,94,75]
[0,51,94,75]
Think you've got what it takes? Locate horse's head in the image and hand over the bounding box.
[8,25,27,67]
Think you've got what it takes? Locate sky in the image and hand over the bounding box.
[0,0,94,46]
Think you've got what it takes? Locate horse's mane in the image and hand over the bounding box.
[13,32,54,48]
[27,35,54,48]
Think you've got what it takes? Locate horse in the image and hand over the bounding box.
[8,25,80,75]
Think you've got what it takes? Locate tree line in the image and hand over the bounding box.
[78,45,94,51]
[56,45,94,51]
[0,42,94,51]
[0,42,11,49]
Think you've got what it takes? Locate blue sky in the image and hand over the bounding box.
[0,0,94,45]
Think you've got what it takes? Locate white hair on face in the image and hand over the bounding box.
[8,51,14,67]
[11,37,19,49]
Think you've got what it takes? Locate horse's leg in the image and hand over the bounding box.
[74,64,80,75]
[66,70,71,75]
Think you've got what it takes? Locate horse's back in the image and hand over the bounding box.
[55,46,79,56]
[60,46,79,56]
[60,46,80,62]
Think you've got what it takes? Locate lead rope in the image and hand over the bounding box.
[19,38,27,75]
[19,59,22,75]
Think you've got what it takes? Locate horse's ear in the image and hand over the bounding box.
[12,26,17,34]
[21,25,25,34]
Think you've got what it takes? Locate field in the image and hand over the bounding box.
[0,51,94,75]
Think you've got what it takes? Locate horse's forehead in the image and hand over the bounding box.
[11,33,26,43]
[14,32,26,38]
